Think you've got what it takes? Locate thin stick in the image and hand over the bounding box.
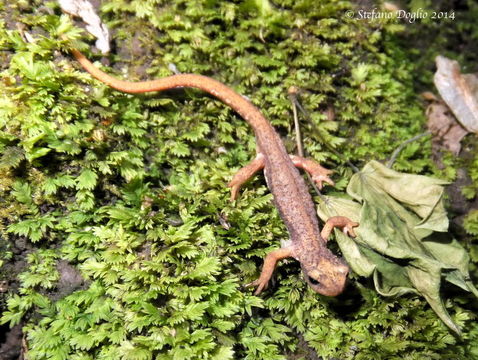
[386,132,430,168]
[288,87,323,198]
[291,91,304,157]
[289,88,360,174]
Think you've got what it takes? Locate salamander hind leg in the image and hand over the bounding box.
[321,216,359,241]
[289,155,334,189]
[228,153,265,201]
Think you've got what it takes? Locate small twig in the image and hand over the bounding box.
[386,132,431,168]
[288,87,360,174]
[294,98,310,119]
[288,86,324,198]
[289,86,304,157]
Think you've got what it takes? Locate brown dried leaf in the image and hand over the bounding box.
[434,56,478,133]
[463,74,478,99]
[421,91,439,102]
[426,100,468,155]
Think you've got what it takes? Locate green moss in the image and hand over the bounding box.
[0,0,477,359]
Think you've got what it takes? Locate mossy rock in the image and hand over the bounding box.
[0,0,477,359]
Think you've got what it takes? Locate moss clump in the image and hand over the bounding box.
[0,0,477,359]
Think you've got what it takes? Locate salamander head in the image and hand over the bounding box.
[302,255,349,296]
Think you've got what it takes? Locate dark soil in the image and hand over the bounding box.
[0,325,22,360]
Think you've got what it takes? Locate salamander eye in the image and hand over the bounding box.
[308,276,320,286]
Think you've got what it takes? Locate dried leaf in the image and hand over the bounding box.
[59,0,110,53]
[421,91,439,102]
[317,161,478,335]
[426,100,468,155]
[434,56,478,133]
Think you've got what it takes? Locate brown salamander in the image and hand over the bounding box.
[70,48,358,296]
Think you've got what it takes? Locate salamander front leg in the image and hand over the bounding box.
[228,153,265,201]
[245,247,293,295]
[321,216,359,241]
[289,155,334,189]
